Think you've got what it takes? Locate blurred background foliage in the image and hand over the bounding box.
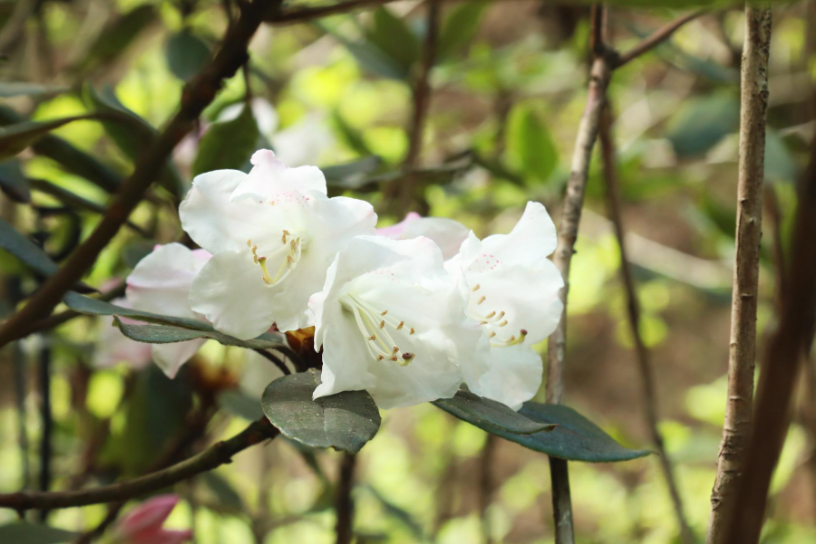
[1,0,815,542]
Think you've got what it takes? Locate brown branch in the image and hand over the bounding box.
[708,6,771,544]
[0,0,278,350]
[266,0,393,23]
[479,434,497,544]
[545,7,610,544]
[334,453,356,544]
[0,418,278,511]
[725,108,816,544]
[599,105,694,544]
[613,10,705,69]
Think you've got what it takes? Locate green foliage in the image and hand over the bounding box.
[438,1,488,59]
[0,115,96,160]
[506,103,558,183]
[192,103,259,176]
[114,318,287,352]
[0,159,30,203]
[0,522,77,544]
[0,216,60,277]
[166,30,211,81]
[77,4,156,72]
[262,370,381,454]
[667,94,740,157]
[0,82,68,98]
[366,8,421,72]
[433,390,556,435]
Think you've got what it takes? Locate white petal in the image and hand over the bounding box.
[479,201,558,266]
[399,217,469,260]
[126,244,210,319]
[179,169,255,254]
[375,212,421,238]
[466,342,543,411]
[151,340,206,379]
[231,149,327,201]
[93,300,152,370]
[313,315,377,400]
[271,114,335,167]
[189,250,278,340]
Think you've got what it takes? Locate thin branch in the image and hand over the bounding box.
[0,0,278,349]
[0,418,278,511]
[23,283,126,336]
[599,105,694,544]
[613,10,705,69]
[545,7,610,544]
[252,348,292,375]
[726,107,816,544]
[708,6,771,544]
[266,0,392,23]
[479,434,497,544]
[334,453,356,544]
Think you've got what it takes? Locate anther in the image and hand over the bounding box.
[379,320,385,329]
[369,335,375,341]
[287,255,294,264]
[410,327,415,335]
[477,295,486,305]
[246,239,252,247]
[253,255,259,264]
[390,356,398,362]
[281,232,287,243]
[381,310,388,316]
[397,321,404,329]
[290,239,297,250]
[498,320,508,327]
[488,331,496,338]
[377,355,384,361]
[472,284,481,292]
[497,311,505,318]
[392,347,399,353]
[507,335,516,342]
[485,311,496,318]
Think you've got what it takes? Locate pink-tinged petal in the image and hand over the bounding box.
[151,340,207,379]
[232,149,327,203]
[376,212,421,238]
[116,495,179,539]
[94,298,151,370]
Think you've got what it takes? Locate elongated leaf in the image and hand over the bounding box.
[193,104,259,175]
[262,370,381,454]
[667,94,739,157]
[366,8,420,71]
[321,23,408,80]
[0,522,78,544]
[0,217,59,276]
[0,82,69,98]
[324,157,382,190]
[0,115,96,160]
[433,390,555,435]
[0,159,30,202]
[79,4,156,71]
[509,402,651,462]
[65,292,210,330]
[113,319,288,352]
[219,389,264,421]
[507,104,557,182]
[166,30,211,81]
[438,1,488,58]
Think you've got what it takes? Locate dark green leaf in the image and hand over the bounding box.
[193,104,259,176]
[0,105,123,192]
[333,111,374,156]
[0,82,69,98]
[507,104,557,182]
[200,472,244,511]
[322,24,408,80]
[0,159,30,202]
[433,390,555,435]
[114,319,287,352]
[0,522,77,544]
[512,402,651,462]
[0,216,59,277]
[65,292,210,330]
[667,95,739,157]
[324,157,382,191]
[262,370,381,454]
[438,1,488,58]
[219,389,265,421]
[0,115,96,160]
[79,5,156,71]
[166,30,211,81]
[366,8,420,71]
[765,129,798,183]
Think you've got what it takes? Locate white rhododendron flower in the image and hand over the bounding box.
[445,202,564,409]
[377,212,469,260]
[94,298,152,370]
[126,243,212,378]
[181,150,376,339]
[309,235,481,409]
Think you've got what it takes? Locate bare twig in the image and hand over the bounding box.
[252,348,292,375]
[479,434,497,544]
[0,418,278,511]
[708,6,771,544]
[725,112,816,544]
[334,453,356,544]
[0,0,278,349]
[613,10,705,69]
[599,105,694,544]
[545,7,610,544]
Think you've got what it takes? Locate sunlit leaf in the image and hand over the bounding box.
[0,82,69,98]
[262,370,381,454]
[0,115,97,160]
[78,4,156,71]
[193,103,259,175]
[0,217,60,277]
[667,94,739,157]
[0,522,77,544]
[433,390,556,435]
[366,8,420,71]
[166,30,211,81]
[507,104,558,183]
[438,1,488,59]
[0,159,30,202]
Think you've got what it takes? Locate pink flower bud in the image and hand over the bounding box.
[114,495,192,544]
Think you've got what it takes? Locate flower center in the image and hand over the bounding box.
[339,293,416,366]
[466,284,527,348]
[247,230,305,287]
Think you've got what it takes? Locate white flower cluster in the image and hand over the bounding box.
[118,150,564,410]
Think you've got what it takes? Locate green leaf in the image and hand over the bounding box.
[65,292,211,330]
[765,129,798,183]
[0,159,30,202]
[433,390,556,435]
[78,5,156,71]
[0,522,78,544]
[667,94,739,157]
[0,216,59,277]
[166,30,211,81]
[200,472,245,511]
[262,370,381,454]
[0,115,96,160]
[511,402,651,462]
[333,111,374,156]
[322,24,408,80]
[507,104,557,182]
[366,8,420,71]
[438,1,488,58]
[192,104,259,176]
[0,105,123,193]
[114,319,288,352]
[85,86,187,197]
[0,82,69,98]
[324,156,383,191]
